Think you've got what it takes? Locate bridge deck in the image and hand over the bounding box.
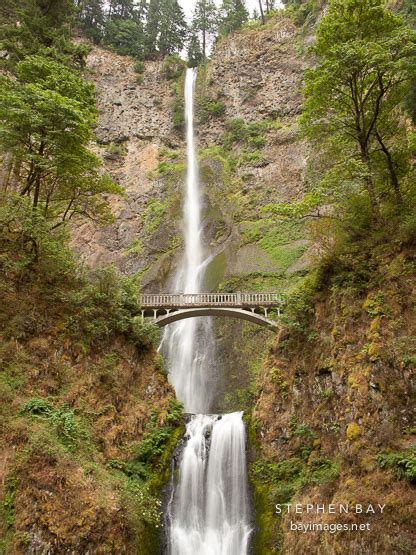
[139,293,283,309]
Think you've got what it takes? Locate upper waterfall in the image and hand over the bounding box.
[163,68,216,414]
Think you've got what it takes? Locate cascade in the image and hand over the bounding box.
[164,69,252,554]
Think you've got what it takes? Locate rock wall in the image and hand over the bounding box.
[72,47,183,280]
[70,17,313,412]
[249,250,416,553]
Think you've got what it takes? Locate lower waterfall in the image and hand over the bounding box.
[164,68,252,554]
[169,413,251,555]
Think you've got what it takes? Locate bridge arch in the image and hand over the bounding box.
[151,308,278,329]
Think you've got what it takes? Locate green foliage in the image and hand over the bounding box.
[133,60,145,74]
[284,0,319,26]
[299,0,416,225]
[108,459,151,481]
[108,398,184,537]
[172,97,185,130]
[162,54,187,80]
[135,399,183,467]
[223,118,275,149]
[0,198,158,350]
[218,0,249,36]
[20,398,87,449]
[155,1,188,57]
[192,0,218,60]
[187,33,203,68]
[0,56,122,227]
[87,0,187,60]
[106,142,128,157]
[201,99,226,118]
[3,475,17,529]
[77,0,106,44]
[1,0,89,69]
[377,449,416,483]
[105,18,145,57]
[65,265,159,349]
[250,454,339,508]
[0,195,76,284]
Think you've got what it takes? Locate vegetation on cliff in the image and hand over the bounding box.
[248,2,416,553]
[0,2,183,552]
[1,0,415,553]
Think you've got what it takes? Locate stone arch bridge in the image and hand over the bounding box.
[139,293,284,329]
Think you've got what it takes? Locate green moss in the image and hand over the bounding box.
[204,251,227,291]
[249,452,339,552]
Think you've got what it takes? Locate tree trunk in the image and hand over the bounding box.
[375,131,403,206]
[258,0,265,24]
[360,142,381,221]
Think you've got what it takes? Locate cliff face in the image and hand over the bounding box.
[70,18,312,414]
[250,249,416,553]
[0,237,180,553]
[71,47,182,282]
[73,17,310,293]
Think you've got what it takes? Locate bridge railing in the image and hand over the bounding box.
[139,293,284,308]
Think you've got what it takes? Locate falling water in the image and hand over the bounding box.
[164,69,252,554]
[163,67,215,414]
[169,413,252,555]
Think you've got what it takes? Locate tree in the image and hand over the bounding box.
[157,0,188,56]
[258,0,265,24]
[145,0,162,57]
[187,33,203,68]
[2,0,88,68]
[192,0,218,60]
[218,0,248,36]
[0,56,121,227]
[108,0,135,19]
[105,18,146,57]
[143,0,187,58]
[301,0,416,221]
[76,0,106,43]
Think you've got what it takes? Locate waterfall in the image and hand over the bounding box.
[164,68,252,554]
[169,413,252,555]
[163,67,215,414]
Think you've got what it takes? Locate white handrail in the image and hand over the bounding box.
[139,293,283,307]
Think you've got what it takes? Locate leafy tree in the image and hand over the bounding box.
[192,0,218,60]
[218,0,249,36]
[300,0,416,222]
[0,56,121,227]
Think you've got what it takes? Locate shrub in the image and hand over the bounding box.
[162,54,186,80]
[201,99,226,118]
[133,60,145,74]
[377,449,416,483]
[20,398,87,449]
[172,98,185,130]
[106,142,127,158]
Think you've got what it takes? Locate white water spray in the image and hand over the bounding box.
[165,69,252,554]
